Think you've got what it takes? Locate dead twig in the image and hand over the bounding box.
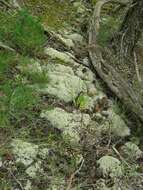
[2,162,24,190]
[112,145,130,167]
[0,41,15,52]
[133,51,142,84]
[66,158,84,190]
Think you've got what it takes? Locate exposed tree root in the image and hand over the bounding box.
[88,0,143,123]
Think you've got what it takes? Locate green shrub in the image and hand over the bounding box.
[0,83,40,127]
[10,86,38,111]
[0,50,41,128]
[0,51,18,80]
[0,9,46,55]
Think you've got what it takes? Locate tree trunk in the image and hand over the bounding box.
[112,0,143,58]
[89,0,143,123]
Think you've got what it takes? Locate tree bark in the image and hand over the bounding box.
[112,0,143,57]
[89,0,143,123]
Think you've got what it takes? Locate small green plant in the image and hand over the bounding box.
[76,95,89,109]
[10,85,39,114]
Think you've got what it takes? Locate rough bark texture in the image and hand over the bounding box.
[113,0,143,57]
[89,0,143,123]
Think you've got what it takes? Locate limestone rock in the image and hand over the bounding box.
[11,139,39,167]
[97,156,123,178]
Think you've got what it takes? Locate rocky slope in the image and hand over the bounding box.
[1,1,143,190]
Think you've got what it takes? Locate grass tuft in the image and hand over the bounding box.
[0,9,46,55]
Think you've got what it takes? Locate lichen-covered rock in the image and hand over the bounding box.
[121,142,142,160]
[25,180,32,190]
[108,110,130,137]
[97,156,123,178]
[39,63,87,102]
[38,148,50,159]
[45,63,74,75]
[47,176,65,190]
[75,65,95,82]
[87,84,97,97]
[67,33,84,44]
[26,161,43,178]
[40,107,91,146]
[95,179,110,190]
[48,30,74,48]
[44,47,77,65]
[11,139,39,166]
[73,2,87,14]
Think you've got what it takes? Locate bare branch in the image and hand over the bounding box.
[0,41,15,52]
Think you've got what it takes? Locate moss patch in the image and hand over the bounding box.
[24,0,76,30]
